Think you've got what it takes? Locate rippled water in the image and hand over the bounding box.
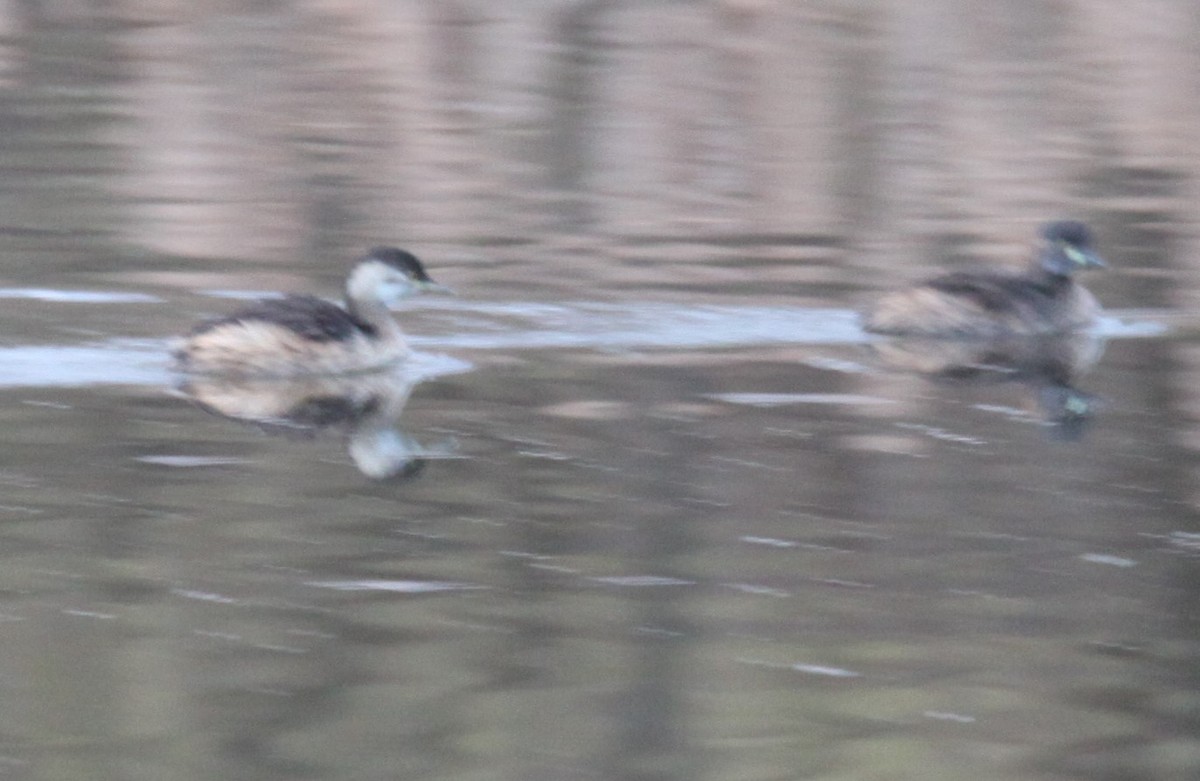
[1,3,1199,781]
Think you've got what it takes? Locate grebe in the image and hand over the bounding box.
[862,221,1106,337]
[174,247,450,377]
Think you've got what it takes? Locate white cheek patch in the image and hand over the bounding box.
[380,279,415,301]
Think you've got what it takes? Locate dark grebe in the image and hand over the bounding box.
[862,221,1106,337]
[174,247,450,377]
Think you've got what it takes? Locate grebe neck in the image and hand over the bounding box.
[346,296,401,339]
[1027,265,1074,296]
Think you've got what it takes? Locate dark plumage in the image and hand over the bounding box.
[368,247,435,283]
[190,295,378,343]
[862,221,1106,337]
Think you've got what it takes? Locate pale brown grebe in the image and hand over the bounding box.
[174,247,450,377]
[862,221,1106,337]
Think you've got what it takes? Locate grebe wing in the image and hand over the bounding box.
[924,271,1055,313]
[193,295,375,341]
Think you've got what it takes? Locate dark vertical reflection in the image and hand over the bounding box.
[607,610,690,781]
[596,370,710,781]
[0,8,127,266]
[830,3,885,238]
[547,0,612,229]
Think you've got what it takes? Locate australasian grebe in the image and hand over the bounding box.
[174,247,450,377]
[862,220,1107,337]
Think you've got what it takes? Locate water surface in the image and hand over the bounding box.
[0,4,1199,781]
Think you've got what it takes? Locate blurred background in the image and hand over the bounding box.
[0,2,1197,780]
[10,0,1197,297]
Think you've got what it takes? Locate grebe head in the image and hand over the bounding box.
[1037,220,1106,276]
[346,247,452,306]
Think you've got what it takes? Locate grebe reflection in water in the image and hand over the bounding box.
[868,332,1105,440]
[178,370,459,479]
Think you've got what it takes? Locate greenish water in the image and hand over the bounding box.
[0,3,1197,781]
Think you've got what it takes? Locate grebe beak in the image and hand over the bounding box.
[418,280,455,295]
